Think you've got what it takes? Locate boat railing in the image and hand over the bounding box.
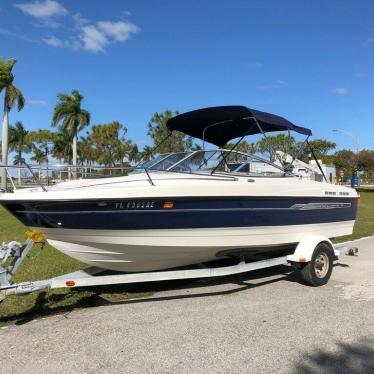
[0,163,133,191]
[0,162,240,192]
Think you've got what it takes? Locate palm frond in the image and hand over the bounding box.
[77,110,90,130]
[5,84,25,111]
[9,121,31,152]
[0,57,16,92]
[62,115,76,136]
[71,90,84,103]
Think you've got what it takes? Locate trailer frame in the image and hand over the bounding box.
[0,236,346,301]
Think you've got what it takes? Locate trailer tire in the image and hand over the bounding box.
[300,242,334,287]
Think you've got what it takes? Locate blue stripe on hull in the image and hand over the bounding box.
[1,197,358,230]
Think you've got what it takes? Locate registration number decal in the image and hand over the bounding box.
[115,201,155,209]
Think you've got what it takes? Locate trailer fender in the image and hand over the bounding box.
[286,236,334,263]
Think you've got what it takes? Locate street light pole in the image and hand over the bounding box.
[332,129,360,154]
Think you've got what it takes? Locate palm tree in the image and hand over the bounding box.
[128,144,140,163]
[52,129,73,164]
[52,90,90,178]
[30,146,47,180]
[13,154,26,165]
[9,121,31,185]
[13,154,26,184]
[78,136,95,177]
[0,57,25,189]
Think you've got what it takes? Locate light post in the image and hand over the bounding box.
[332,129,360,154]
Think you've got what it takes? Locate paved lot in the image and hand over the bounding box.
[1,237,374,374]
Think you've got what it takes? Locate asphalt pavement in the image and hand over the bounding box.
[1,237,374,374]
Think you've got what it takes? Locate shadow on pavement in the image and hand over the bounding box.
[296,336,374,373]
[0,264,297,326]
[117,264,299,305]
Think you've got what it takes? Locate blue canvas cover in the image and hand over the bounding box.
[166,105,312,147]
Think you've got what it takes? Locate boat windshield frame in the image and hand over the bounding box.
[134,149,296,178]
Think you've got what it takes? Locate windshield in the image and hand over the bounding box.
[137,154,172,169]
[170,151,228,173]
[134,149,290,177]
[135,152,189,172]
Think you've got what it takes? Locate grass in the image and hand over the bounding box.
[1,191,374,326]
[333,190,374,243]
[0,206,154,326]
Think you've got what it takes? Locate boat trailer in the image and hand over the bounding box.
[0,235,350,301]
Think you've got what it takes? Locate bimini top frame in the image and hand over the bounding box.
[166,105,328,181]
[166,105,312,147]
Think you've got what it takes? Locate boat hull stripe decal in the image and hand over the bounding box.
[1,197,358,230]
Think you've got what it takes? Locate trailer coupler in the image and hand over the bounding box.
[0,239,37,301]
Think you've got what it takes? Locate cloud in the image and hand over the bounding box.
[42,35,62,47]
[14,0,67,18]
[80,25,108,52]
[121,10,132,17]
[14,0,67,26]
[9,4,139,53]
[79,21,139,53]
[42,35,80,51]
[97,21,139,41]
[248,61,262,69]
[257,80,287,91]
[27,99,47,105]
[333,87,349,95]
[0,28,11,35]
[0,27,39,43]
[72,12,89,28]
[362,37,374,46]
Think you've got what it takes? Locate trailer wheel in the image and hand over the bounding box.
[300,242,334,287]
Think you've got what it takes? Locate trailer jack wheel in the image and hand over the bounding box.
[299,242,334,287]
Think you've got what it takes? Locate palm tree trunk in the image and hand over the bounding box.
[46,152,49,186]
[1,104,9,190]
[72,134,77,179]
[18,151,22,186]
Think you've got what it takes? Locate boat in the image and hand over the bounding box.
[0,106,358,272]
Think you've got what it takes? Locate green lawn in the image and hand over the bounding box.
[0,206,153,326]
[333,190,374,243]
[0,191,373,325]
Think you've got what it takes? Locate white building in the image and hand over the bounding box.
[309,160,336,183]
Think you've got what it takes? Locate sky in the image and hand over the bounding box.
[0,0,374,151]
